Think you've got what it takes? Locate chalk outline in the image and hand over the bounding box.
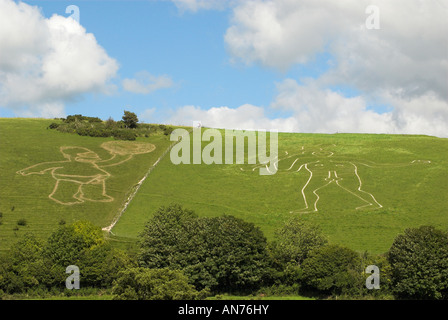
[240,146,430,213]
[16,141,156,205]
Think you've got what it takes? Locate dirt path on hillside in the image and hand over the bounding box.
[102,130,191,234]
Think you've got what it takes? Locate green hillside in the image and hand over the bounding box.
[0,118,172,252]
[1,119,447,255]
[112,129,448,254]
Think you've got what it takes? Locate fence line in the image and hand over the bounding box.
[102,129,192,233]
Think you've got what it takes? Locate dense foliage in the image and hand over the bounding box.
[301,244,363,296]
[0,221,134,295]
[388,226,448,299]
[0,205,446,300]
[48,111,174,140]
[270,217,328,267]
[112,267,207,300]
[138,204,272,293]
[122,110,139,129]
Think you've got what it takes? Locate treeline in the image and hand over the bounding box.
[48,111,174,141]
[0,204,447,300]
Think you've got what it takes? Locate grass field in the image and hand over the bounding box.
[0,118,173,252]
[112,129,448,254]
[1,119,447,255]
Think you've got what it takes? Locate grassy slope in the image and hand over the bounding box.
[1,120,447,255]
[0,118,172,252]
[113,130,448,254]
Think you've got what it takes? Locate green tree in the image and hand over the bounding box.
[77,244,136,288]
[0,233,45,293]
[138,204,197,269]
[301,244,363,296]
[122,110,139,129]
[112,267,206,300]
[138,204,272,293]
[270,217,328,267]
[43,220,106,267]
[388,225,448,300]
[359,251,393,298]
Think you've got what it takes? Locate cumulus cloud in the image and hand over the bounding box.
[122,71,174,94]
[167,77,448,137]
[225,0,447,90]
[139,108,157,123]
[0,0,118,117]
[270,79,394,134]
[167,104,298,131]
[171,0,230,12]
[223,0,448,137]
[271,78,448,136]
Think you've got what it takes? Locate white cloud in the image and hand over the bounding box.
[139,108,157,123]
[0,0,118,117]
[122,71,173,94]
[171,0,230,12]
[224,0,448,137]
[271,79,390,133]
[225,0,447,92]
[167,104,298,131]
[167,78,448,137]
[225,0,366,70]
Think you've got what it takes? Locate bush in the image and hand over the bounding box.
[43,220,106,267]
[270,217,328,267]
[301,244,363,296]
[64,115,102,123]
[77,244,136,288]
[112,267,207,300]
[48,123,59,129]
[17,219,27,226]
[163,127,174,136]
[0,234,45,294]
[0,224,136,295]
[138,204,272,293]
[112,129,136,141]
[388,226,448,300]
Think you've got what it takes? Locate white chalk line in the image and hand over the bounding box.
[239,146,429,213]
[102,129,192,233]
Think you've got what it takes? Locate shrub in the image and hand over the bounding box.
[0,234,45,294]
[138,204,272,293]
[388,225,448,300]
[301,244,363,296]
[112,267,207,300]
[270,217,328,267]
[105,117,117,129]
[64,114,102,123]
[163,127,174,136]
[43,220,106,267]
[48,123,59,129]
[17,219,27,226]
[112,129,136,141]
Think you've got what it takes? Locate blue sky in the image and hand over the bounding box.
[0,0,447,136]
[21,1,294,122]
